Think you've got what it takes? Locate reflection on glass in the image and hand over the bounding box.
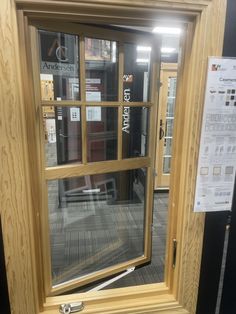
[48,169,146,286]
[43,106,82,166]
[166,97,175,117]
[163,157,171,174]
[123,43,151,102]
[162,76,177,173]
[168,77,177,98]
[85,38,118,101]
[165,118,174,137]
[39,30,80,101]
[87,107,118,162]
[166,77,176,117]
[164,138,172,156]
[122,107,149,159]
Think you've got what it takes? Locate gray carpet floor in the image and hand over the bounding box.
[46,142,168,293]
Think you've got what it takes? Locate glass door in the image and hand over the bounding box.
[155,63,177,189]
[37,23,160,295]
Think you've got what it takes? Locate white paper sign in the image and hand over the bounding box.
[86,107,101,121]
[194,57,236,212]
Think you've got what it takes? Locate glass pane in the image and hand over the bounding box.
[87,107,118,162]
[168,76,177,97]
[165,118,174,137]
[163,156,171,174]
[163,138,172,156]
[39,30,80,101]
[166,77,177,118]
[39,30,80,100]
[48,169,146,286]
[43,106,82,166]
[85,38,118,101]
[123,43,151,102]
[166,97,175,118]
[122,107,149,158]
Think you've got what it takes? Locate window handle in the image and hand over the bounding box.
[159,119,165,140]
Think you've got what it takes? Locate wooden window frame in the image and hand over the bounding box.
[31,22,159,295]
[0,0,226,313]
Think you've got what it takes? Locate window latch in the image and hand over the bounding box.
[59,302,84,314]
[59,267,135,312]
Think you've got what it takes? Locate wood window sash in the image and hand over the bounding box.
[0,0,226,313]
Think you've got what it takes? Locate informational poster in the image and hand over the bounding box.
[40,74,54,101]
[194,57,236,212]
[45,119,56,143]
[86,78,102,102]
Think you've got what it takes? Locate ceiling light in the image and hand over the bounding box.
[152,27,181,34]
[136,58,149,63]
[161,47,176,53]
[136,46,152,52]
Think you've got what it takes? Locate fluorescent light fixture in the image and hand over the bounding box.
[136,58,149,63]
[152,27,181,34]
[136,46,152,52]
[161,47,176,53]
[112,42,117,63]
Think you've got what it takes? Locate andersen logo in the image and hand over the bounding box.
[42,62,75,72]
[48,39,69,62]
[41,61,77,76]
[122,88,131,134]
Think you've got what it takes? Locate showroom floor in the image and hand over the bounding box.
[46,142,169,293]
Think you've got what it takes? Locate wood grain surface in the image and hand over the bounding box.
[0,0,227,313]
[0,0,38,313]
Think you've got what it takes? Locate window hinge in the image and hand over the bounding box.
[172,239,177,268]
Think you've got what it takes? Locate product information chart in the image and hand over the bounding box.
[194,57,236,212]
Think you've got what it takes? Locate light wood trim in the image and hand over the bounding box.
[28,19,156,45]
[163,23,190,291]
[16,0,207,25]
[164,2,226,314]
[0,2,38,313]
[155,67,178,189]
[17,11,45,310]
[50,256,150,296]
[42,101,152,107]
[118,106,123,160]
[46,282,169,305]
[161,63,178,71]
[29,25,54,297]
[16,0,210,8]
[40,22,155,295]
[45,157,150,180]
[44,289,190,314]
[42,302,188,314]
[44,293,188,314]
[144,38,161,259]
[180,3,226,311]
[0,0,226,313]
